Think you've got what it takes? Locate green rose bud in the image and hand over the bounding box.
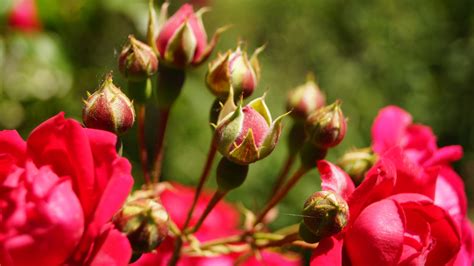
[113,190,169,253]
[337,147,377,186]
[302,190,349,242]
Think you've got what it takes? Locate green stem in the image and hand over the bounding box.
[198,234,243,250]
[146,0,158,53]
[269,154,295,197]
[168,237,183,266]
[137,104,151,185]
[181,224,301,253]
[128,79,152,103]
[253,166,309,227]
[151,107,170,183]
[182,140,218,229]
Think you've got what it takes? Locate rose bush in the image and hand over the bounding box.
[310,106,473,265]
[0,113,133,266]
[133,183,302,266]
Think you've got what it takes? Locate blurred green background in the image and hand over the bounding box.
[1,0,473,229]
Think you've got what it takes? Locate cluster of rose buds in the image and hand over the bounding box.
[14,1,468,266]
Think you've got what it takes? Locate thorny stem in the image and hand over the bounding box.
[253,166,310,227]
[182,140,218,229]
[137,104,151,185]
[151,108,170,183]
[269,154,296,197]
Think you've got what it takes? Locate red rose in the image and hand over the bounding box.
[371,106,474,265]
[133,183,302,265]
[311,150,461,265]
[0,113,133,266]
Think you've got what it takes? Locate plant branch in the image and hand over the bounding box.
[137,104,151,185]
[183,140,218,229]
[151,107,170,183]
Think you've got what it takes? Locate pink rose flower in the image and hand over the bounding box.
[372,106,474,264]
[311,154,462,265]
[133,183,302,265]
[156,3,223,68]
[8,0,42,32]
[0,113,133,266]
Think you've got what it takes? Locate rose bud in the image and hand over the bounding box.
[302,190,349,242]
[155,3,227,68]
[305,100,346,148]
[82,73,135,134]
[286,74,325,121]
[8,0,42,32]
[214,91,289,165]
[206,44,264,99]
[118,35,158,81]
[337,148,377,186]
[113,190,169,253]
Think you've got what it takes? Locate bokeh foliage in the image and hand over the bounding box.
[1,0,473,228]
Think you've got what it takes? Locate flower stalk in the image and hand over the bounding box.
[182,140,218,229]
[151,107,170,183]
[137,105,151,185]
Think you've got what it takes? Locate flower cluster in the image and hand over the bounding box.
[2,1,473,266]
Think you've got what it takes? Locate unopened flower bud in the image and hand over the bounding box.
[82,73,135,134]
[214,91,289,165]
[113,191,169,253]
[206,44,264,99]
[155,3,227,68]
[118,35,158,81]
[286,74,325,121]
[337,148,377,185]
[302,190,349,241]
[305,100,346,148]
